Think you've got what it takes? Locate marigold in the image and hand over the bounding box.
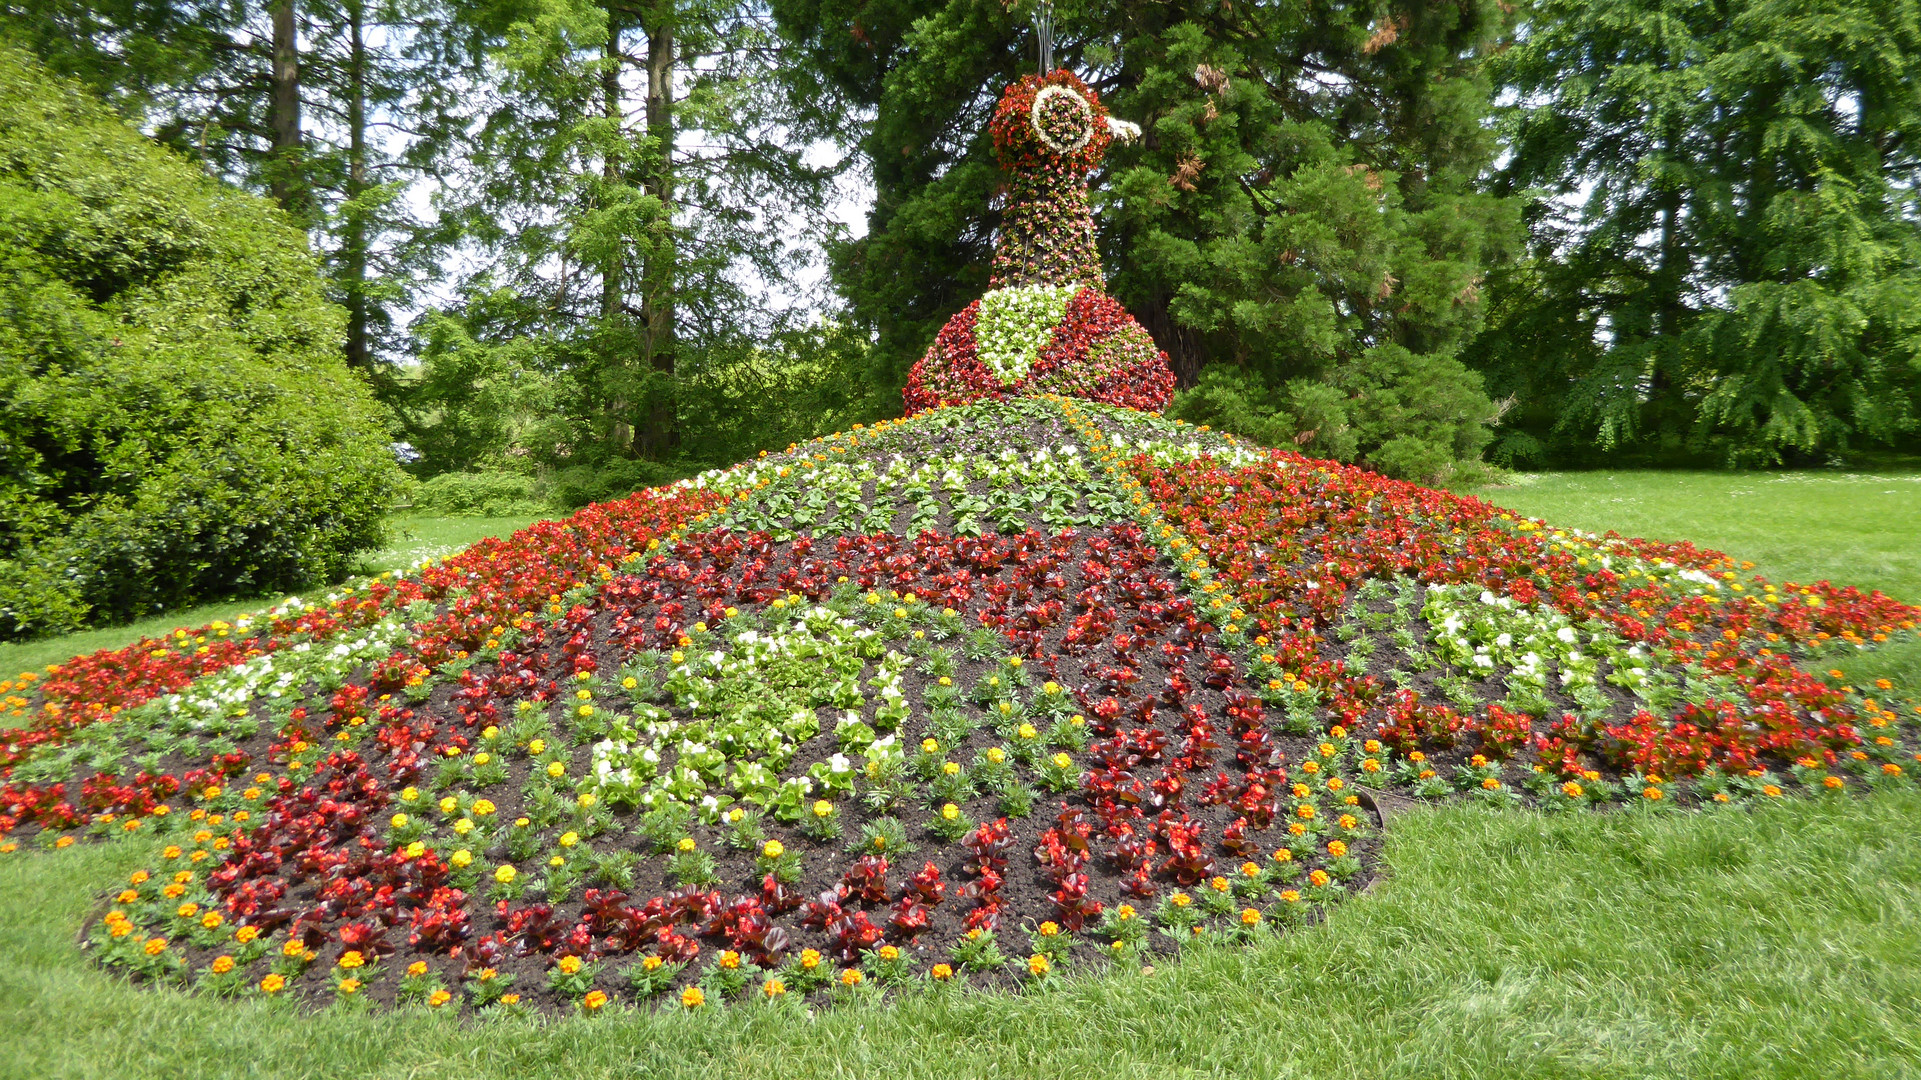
[429,989,452,1008]
[144,937,168,956]
[800,948,822,969]
[495,864,517,884]
[259,973,286,994]
[210,955,235,974]
[1027,954,1051,976]
[337,950,365,969]
[235,926,259,944]
[1327,840,1348,858]
[839,968,864,987]
[719,950,742,969]
[763,977,787,997]
[339,978,362,995]
[558,955,583,975]
[930,963,954,981]
[583,990,609,1011]
[407,961,429,977]
[1309,869,1330,888]
[1240,908,1262,926]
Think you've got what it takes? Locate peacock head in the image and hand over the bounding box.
[990,70,1140,180]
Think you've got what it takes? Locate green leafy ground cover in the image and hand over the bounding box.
[1,474,1917,1079]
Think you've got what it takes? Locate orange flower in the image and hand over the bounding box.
[259,973,286,994]
[681,985,706,1008]
[582,990,609,1011]
[1309,869,1330,888]
[210,955,235,974]
[428,989,452,1008]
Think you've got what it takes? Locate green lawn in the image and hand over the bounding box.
[3,477,1920,1079]
[0,515,544,681]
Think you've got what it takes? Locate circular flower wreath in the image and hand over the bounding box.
[991,70,1111,176]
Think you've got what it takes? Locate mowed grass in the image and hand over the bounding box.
[0,515,544,681]
[1478,467,1921,698]
[2,795,1917,1080]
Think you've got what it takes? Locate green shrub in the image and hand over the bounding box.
[0,45,402,640]
[547,460,688,510]
[1170,348,1500,484]
[409,472,552,517]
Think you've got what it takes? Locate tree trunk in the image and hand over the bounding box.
[637,4,676,457]
[344,0,370,372]
[269,0,304,215]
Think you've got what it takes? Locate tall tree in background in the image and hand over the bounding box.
[416,0,850,479]
[0,0,458,373]
[1477,0,1921,465]
[772,0,1521,481]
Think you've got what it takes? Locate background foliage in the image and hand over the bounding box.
[0,44,402,639]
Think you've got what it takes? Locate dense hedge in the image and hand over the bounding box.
[0,45,402,640]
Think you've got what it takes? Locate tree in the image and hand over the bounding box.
[0,0,461,374]
[772,0,1521,481]
[0,44,402,638]
[420,0,855,472]
[1479,0,1921,465]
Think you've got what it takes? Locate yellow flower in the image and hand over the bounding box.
[676,836,697,853]
[558,955,583,975]
[1271,847,1293,862]
[930,963,954,981]
[1562,782,1584,798]
[1170,892,1192,908]
[877,945,899,962]
[338,950,365,969]
[407,961,429,977]
[642,955,664,972]
[559,831,580,848]
[176,902,200,919]
[144,937,169,956]
[762,840,785,859]
[405,841,426,859]
[201,912,223,930]
[259,973,286,994]
[450,849,473,869]
[453,818,474,835]
[812,800,834,818]
[1281,889,1301,903]
[1027,954,1050,976]
[762,977,787,998]
[210,955,235,974]
[578,793,597,808]
[547,761,566,779]
[1038,920,1059,936]
[471,799,495,816]
[495,864,517,884]
[390,813,409,829]
[1240,908,1263,926]
[839,968,864,987]
[719,950,742,969]
[1209,876,1230,893]
[921,738,940,753]
[529,738,546,755]
[429,989,452,1008]
[941,761,961,776]
[439,796,458,814]
[986,747,1006,764]
[940,803,960,821]
[800,948,825,970]
[234,926,260,944]
[339,978,362,995]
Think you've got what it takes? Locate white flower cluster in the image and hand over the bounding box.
[975,284,1080,384]
[1421,585,1607,692]
[587,606,903,816]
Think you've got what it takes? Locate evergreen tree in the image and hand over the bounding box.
[773,0,1521,481]
[1480,0,1921,465]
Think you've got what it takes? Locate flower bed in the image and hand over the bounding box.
[15,396,1917,1018]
